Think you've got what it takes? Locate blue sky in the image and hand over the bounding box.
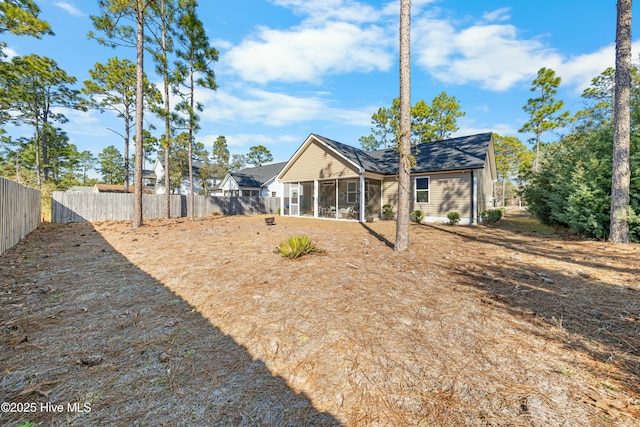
[4,0,639,174]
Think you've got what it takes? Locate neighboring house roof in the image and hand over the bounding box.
[311,132,493,175]
[94,184,155,194]
[94,184,132,193]
[142,169,157,179]
[67,186,94,193]
[229,162,288,188]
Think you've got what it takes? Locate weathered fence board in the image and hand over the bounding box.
[0,177,41,255]
[51,192,279,223]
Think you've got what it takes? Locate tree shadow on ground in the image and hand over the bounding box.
[413,217,640,403]
[359,222,394,249]
[0,223,341,426]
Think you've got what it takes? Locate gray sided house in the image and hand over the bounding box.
[277,132,497,224]
[213,162,287,197]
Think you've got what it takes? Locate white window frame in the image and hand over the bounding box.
[414,176,430,203]
[347,181,358,204]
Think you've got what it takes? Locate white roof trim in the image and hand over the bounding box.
[277,134,364,180]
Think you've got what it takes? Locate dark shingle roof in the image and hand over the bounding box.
[312,132,492,175]
[230,162,288,187]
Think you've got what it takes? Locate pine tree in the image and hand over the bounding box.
[610,0,632,243]
[395,0,411,251]
[173,0,218,219]
[519,67,570,171]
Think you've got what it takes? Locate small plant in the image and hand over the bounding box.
[382,204,394,220]
[481,208,503,223]
[411,210,424,223]
[277,207,281,216]
[447,211,461,225]
[276,236,323,259]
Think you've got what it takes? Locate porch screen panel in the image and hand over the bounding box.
[365,180,381,218]
[318,181,336,218]
[337,179,358,219]
[300,182,314,216]
[283,183,290,215]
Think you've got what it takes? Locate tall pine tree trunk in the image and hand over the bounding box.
[161,0,171,218]
[133,3,145,228]
[395,0,411,251]
[188,64,195,220]
[610,0,632,243]
[124,115,130,193]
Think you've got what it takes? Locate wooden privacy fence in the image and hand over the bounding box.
[1,177,41,255]
[51,192,280,223]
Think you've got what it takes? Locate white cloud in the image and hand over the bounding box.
[54,1,85,17]
[413,14,564,91]
[226,133,298,149]
[457,122,517,138]
[554,42,640,94]
[270,0,383,24]
[224,21,393,84]
[3,46,18,59]
[410,8,629,93]
[482,8,511,23]
[199,86,370,128]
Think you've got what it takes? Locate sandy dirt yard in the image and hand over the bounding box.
[1,209,639,426]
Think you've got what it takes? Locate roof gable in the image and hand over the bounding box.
[315,132,493,175]
[230,161,287,188]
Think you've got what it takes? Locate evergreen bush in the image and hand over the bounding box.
[411,210,425,223]
[447,211,460,225]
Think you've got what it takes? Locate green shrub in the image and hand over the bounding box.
[411,210,425,223]
[276,236,323,259]
[481,208,503,223]
[382,204,394,220]
[447,211,461,225]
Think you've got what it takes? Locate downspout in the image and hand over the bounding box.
[471,170,478,225]
[359,170,365,223]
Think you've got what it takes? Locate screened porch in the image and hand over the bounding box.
[282,179,381,221]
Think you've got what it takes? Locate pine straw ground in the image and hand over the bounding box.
[1,209,639,426]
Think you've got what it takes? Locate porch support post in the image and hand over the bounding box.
[313,180,318,218]
[280,184,285,216]
[359,174,365,223]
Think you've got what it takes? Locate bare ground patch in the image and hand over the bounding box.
[1,209,639,426]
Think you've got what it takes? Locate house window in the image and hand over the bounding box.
[415,177,430,203]
[347,181,357,204]
[271,191,277,197]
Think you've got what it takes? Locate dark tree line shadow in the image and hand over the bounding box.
[0,223,342,426]
[415,219,640,398]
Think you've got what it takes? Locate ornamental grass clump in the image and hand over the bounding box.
[277,236,323,259]
[447,211,461,225]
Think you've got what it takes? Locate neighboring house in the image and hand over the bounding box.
[67,186,94,193]
[153,159,220,195]
[142,169,157,189]
[212,162,287,197]
[93,184,132,193]
[276,132,497,225]
[93,184,155,194]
